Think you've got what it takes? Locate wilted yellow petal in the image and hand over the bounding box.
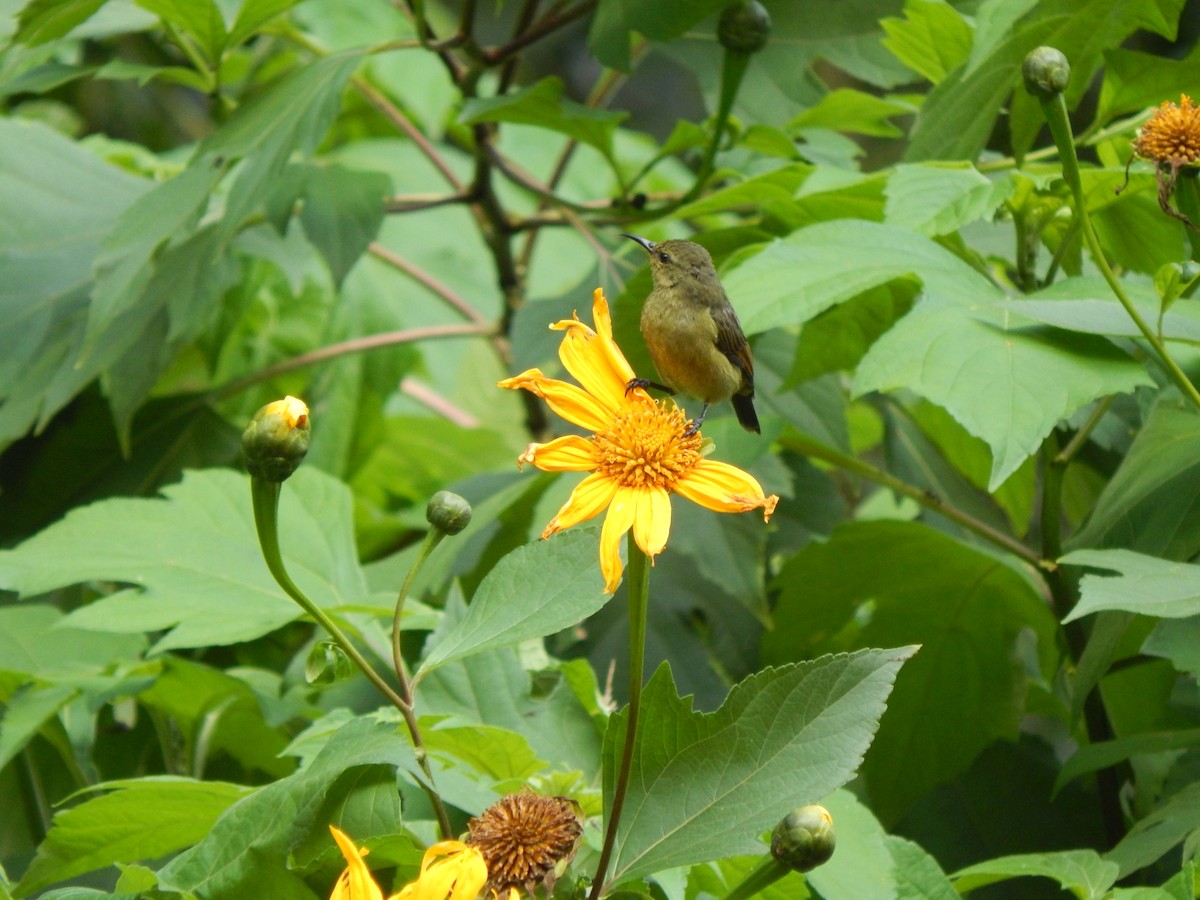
[498,369,609,432]
[544,472,619,537]
[675,459,778,519]
[631,487,671,560]
[518,435,597,472]
[328,826,384,900]
[599,489,637,592]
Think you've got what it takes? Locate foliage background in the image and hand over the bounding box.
[3,0,1200,897]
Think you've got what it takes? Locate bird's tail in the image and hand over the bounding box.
[732,394,760,434]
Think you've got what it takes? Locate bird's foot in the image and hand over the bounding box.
[625,377,674,396]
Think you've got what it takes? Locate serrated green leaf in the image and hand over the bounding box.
[0,468,367,652]
[762,520,1057,824]
[789,88,909,137]
[0,119,149,449]
[135,0,226,67]
[881,0,973,84]
[1107,782,1200,878]
[0,605,144,676]
[157,717,418,897]
[417,528,606,676]
[952,850,1119,898]
[227,0,301,46]
[297,164,390,287]
[1096,46,1200,126]
[888,835,959,899]
[884,164,1014,236]
[15,0,109,45]
[605,646,915,884]
[459,77,627,158]
[1056,730,1200,795]
[790,282,918,385]
[1060,548,1200,622]
[14,778,250,897]
[1067,398,1200,559]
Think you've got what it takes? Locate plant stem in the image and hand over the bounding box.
[249,478,455,839]
[723,857,790,900]
[1036,91,1200,410]
[391,529,445,703]
[589,537,650,899]
[782,432,1041,566]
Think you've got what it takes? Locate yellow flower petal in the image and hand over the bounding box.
[498,369,609,432]
[328,826,384,900]
[553,289,639,410]
[675,459,779,519]
[599,489,638,592]
[518,435,598,472]
[544,472,619,537]
[631,487,671,560]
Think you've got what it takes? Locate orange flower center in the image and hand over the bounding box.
[591,401,702,489]
[1135,94,1200,164]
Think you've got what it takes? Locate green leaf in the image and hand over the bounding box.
[587,0,727,71]
[0,119,149,449]
[881,0,973,84]
[884,164,1015,236]
[14,778,250,898]
[0,682,77,774]
[15,0,109,45]
[1068,398,1200,559]
[804,789,894,900]
[417,528,606,676]
[296,164,391,287]
[952,850,1120,898]
[762,520,1058,823]
[888,835,959,899]
[1107,782,1200,877]
[135,0,227,68]
[0,605,144,676]
[1060,548,1200,622]
[227,0,301,46]
[1143,614,1200,675]
[1096,45,1200,126]
[605,646,916,884]
[459,77,628,158]
[157,716,418,897]
[0,468,368,652]
[789,88,909,137]
[1056,730,1200,795]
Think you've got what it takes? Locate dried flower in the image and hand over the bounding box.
[467,792,583,896]
[1129,94,1200,228]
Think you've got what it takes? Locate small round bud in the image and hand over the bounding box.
[427,490,472,535]
[1022,47,1070,98]
[305,640,354,685]
[771,804,836,873]
[242,396,310,483]
[718,1,771,55]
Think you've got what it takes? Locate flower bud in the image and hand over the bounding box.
[427,490,472,535]
[242,396,310,483]
[771,804,835,873]
[305,639,354,685]
[1022,47,1069,98]
[718,1,771,55]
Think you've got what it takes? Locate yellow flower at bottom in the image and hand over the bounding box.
[499,288,778,593]
[328,827,492,900]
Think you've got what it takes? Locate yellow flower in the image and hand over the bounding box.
[328,827,496,900]
[498,288,778,593]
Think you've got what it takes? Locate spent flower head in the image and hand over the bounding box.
[467,791,582,896]
[498,288,778,592]
[1130,94,1200,228]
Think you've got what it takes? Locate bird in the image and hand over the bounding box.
[621,233,760,434]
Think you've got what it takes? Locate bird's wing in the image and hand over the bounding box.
[712,303,754,393]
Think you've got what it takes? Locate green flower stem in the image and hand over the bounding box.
[782,430,1041,566]
[1036,91,1200,410]
[250,477,454,839]
[589,537,650,900]
[1175,170,1200,258]
[391,528,445,702]
[723,856,791,900]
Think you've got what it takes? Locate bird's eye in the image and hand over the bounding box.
[657,251,672,264]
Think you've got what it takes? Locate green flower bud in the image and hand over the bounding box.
[718,1,771,55]
[771,804,836,873]
[243,396,310,483]
[427,490,472,535]
[1022,47,1070,98]
[305,639,355,685]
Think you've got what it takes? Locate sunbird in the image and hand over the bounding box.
[622,234,760,434]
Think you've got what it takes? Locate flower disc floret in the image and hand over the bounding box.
[1135,94,1200,165]
[591,402,702,490]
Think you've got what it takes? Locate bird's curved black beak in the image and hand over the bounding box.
[620,233,655,253]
